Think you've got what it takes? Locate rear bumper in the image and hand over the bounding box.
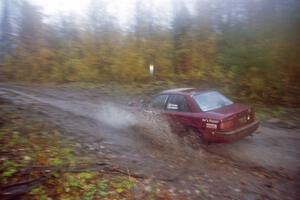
[204,121,259,143]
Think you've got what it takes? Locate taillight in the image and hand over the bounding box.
[219,120,235,130]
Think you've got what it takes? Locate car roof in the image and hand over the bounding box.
[160,88,212,95]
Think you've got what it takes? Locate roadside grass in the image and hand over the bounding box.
[254,105,287,121]
[58,80,178,97]
[0,103,179,199]
[253,104,300,123]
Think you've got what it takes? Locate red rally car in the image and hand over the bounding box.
[145,88,259,144]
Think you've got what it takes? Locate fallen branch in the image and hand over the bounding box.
[0,176,48,200]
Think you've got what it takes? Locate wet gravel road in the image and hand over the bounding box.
[1,83,300,200]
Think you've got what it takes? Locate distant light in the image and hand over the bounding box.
[149,64,154,76]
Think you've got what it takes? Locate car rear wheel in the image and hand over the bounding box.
[183,128,204,149]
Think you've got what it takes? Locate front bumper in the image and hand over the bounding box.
[205,121,259,143]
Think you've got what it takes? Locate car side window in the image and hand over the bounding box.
[166,95,190,112]
[150,94,168,110]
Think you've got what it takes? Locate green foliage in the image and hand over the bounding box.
[0,160,22,183]
[1,167,17,178]
[49,157,64,166]
[78,172,94,180]
[254,105,292,122]
[30,187,49,200]
[61,173,137,199]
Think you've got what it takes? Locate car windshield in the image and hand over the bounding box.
[193,91,233,112]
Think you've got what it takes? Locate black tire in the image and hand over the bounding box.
[183,128,204,149]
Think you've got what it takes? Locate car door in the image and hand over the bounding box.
[162,94,193,133]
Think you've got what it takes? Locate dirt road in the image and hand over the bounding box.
[0,83,300,199]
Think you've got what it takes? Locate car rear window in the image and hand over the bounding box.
[193,91,233,112]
